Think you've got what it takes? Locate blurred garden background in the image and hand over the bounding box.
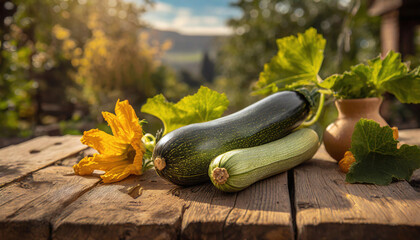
[1,0,420,147]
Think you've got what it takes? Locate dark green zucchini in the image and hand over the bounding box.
[152,91,311,186]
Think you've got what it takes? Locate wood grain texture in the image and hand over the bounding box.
[2,129,420,239]
[180,173,293,240]
[399,129,420,146]
[0,135,87,186]
[0,165,100,240]
[224,173,293,240]
[294,145,420,240]
[179,183,237,240]
[52,169,185,240]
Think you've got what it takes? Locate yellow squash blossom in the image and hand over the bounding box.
[73,100,145,183]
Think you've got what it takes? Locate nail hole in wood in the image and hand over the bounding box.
[127,185,143,199]
[54,142,62,145]
[30,150,40,154]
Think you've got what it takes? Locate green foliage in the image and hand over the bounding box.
[346,119,420,185]
[216,0,380,108]
[0,1,39,137]
[323,51,420,102]
[57,0,173,114]
[382,68,420,104]
[254,28,325,95]
[152,65,190,101]
[141,86,229,135]
[59,122,83,135]
[254,26,420,104]
[321,64,377,99]
[0,0,185,137]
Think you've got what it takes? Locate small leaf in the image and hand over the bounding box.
[141,86,229,135]
[176,86,229,122]
[323,70,374,99]
[346,119,420,185]
[140,94,187,134]
[254,28,326,95]
[368,51,407,87]
[381,67,420,104]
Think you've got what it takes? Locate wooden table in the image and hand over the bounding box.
[1,130,419,240]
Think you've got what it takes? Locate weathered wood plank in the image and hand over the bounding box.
[224,173,293,240]
[52,169,185,240]
[294,145,420,240]
[0,135,87,186]
[180,173,293,240]
[180,183,237,240]
[0,164,100,240]
[399,129,420,146]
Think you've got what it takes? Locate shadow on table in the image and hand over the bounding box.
[110,140,420,213]
[295,155,420,214]
[174,172,292,213]
[110,166,292,212]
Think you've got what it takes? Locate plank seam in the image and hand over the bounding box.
[177,202,189,240]
[288,169,297,240]
[222,192,238,240]
[48,222,53,240]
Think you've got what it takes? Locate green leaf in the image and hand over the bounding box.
[381,67,420,104]
[370,51,420,103]
[324,51,420,101]
[254,28,326,95]
[141,94,186,134]
[346,119,420,185]
[321,64,376,99]
[176,87,230,122]
[317,75,336,89]
[251,83,279,96]
[368,51,407,87]
[141,86,229,135]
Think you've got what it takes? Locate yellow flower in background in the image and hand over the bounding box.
[63,39,76,52]
[52,24,70,40]
[73,100,145,183]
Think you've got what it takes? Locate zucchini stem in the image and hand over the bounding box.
[212,167,229,185]
[154,157,166,171]
[300,92,325,127]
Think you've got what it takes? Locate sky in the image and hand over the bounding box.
[134,0,242,35]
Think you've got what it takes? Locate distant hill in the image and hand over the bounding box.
[144,29,226,76]
[145,29,222,53]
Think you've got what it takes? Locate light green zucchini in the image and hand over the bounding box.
[208,128,320,192]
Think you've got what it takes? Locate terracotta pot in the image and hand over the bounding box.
[323,98,388,161]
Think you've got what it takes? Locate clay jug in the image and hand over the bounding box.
[323,98,388,161]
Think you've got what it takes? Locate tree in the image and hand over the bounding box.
[0,0,179,137]
[200,52,215,83]
[216,0,380,108]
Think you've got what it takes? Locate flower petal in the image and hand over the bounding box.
[101,165,133,183]
[73,154,129,175]
[131,141,145,171]
[114,100,143,142]
[102,111,125,140]
[81,129,127,155]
